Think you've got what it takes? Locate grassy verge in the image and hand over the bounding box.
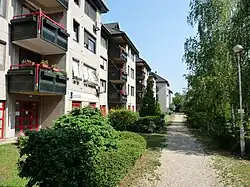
[120,133,167,187]
[188,127,250,186]
[0,144,27,187]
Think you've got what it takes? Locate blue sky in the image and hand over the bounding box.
[103,0,196,93]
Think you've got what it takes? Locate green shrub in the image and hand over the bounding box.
[108,109,139,131]
[18,107,146,187]
[91,131,146,186]
[135,116,165,133]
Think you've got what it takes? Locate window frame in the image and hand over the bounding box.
[100,56,107,70]
[84,30,96,54]
[131,86,135,96]
[74,0,80,6]
[0,41,6,70]
[100,79,106,92]
[84,0,97,22]
[128,65,130,77]
[131,68,134,79]
[127,84,130,96]
[0,0,6,18]
[73,19,80,43]
[101,37,108,49]
[72,58,80,79]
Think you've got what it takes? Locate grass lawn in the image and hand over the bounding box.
[188,128,250,187]
[0,143,27,187]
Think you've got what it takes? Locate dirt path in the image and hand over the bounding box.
[153,115,222,187]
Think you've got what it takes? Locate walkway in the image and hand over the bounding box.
[154,115,222,187]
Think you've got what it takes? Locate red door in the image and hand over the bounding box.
[128,105,131,110]
[15,101,39,133]
[0,101,5,139]
[132,106,135,112]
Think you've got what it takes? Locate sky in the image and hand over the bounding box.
[103,0,196,93]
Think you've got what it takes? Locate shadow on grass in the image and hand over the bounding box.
[141,133,167,150]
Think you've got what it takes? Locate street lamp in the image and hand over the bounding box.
[233,44,245,157]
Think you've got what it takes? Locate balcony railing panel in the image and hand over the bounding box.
[7,64,67,95]
[11,11,69,55]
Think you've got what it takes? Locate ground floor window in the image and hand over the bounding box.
[89,102,96,108]
[72,101,82,109]
[100,105,107,116]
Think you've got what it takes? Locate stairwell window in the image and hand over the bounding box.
[131,86,135,96]
[100,57,107,70]
[84,30,96,53]
[74,0,79,6]
[101,37,108,49]
[73,19,80,42]
[127,84,130,96]
[0,42,6,70]
[85,0,97,22]
[0,0,6,17]
[100,79,106,92]
[72,58,80,79]
[131,68,134,79]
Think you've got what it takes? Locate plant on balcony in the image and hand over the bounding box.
[52,64,60,72]
[40,60,49,68]
[60,69,67,76]
[21,59,35,66]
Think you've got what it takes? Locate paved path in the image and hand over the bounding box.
[154,115,222,187]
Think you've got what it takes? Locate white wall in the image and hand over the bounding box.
[157,82,168,113]
[66,0,103,111]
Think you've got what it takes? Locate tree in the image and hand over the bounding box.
[172,92,185,112]
[139,77,161,117]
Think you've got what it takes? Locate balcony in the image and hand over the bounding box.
[136,70,146,80]
[108,90,127,104]
[109,46,127,64]
[109,68,127,83]
[11,11,69,55]
[33,0,68,10]
[7,64,68,95]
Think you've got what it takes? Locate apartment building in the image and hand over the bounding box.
[104,23,138,111]
[152,73,171,113]
[0,0,109,139]
[135,57,151,111]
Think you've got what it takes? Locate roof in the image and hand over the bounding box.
[169,90,173,94]
[90,0,109,13]
[101,24,111,38]
[149,72,157,79]
[136,57,151,71]
[151,72,170,86]
[103,22,139,54]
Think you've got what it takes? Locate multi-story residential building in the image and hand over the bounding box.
[135,57,151,111]
[104,22,138,111]
[0,0,108,139]
[149,72,157,99]
[152,73,171,113]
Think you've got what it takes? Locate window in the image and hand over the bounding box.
[101,37,107,49]
[127,84,130,95]
[84,30,96,53]
[0,0,6,17]
[74,0,79,6]
[0,42,6,70]
[72,58,80,79]
[100,79,106,92]
[73,19,80,42]
[131,68,134,79]
[85,0,97,21]
[131,86,135,96]
[83,64,98,83]
[100,57,107,70]
[72,101,82,109]
[131,51,135,62]
[128,65,130,76]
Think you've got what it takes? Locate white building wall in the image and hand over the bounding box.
[66,0,103,111]
[157,82,168,113]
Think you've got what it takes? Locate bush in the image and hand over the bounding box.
[91,131,146,186]
[135,116,165,133]
[108,109,139,131]
[18,107,146,187]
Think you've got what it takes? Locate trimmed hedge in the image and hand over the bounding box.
[108,109,139,131]
[91,131,146,186]
[18,107,146,187]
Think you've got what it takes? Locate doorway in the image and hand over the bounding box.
[15,101,39,134]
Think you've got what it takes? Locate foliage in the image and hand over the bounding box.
[135,116,165,133]
[108,109,139,131]
[172,92,185,112]
[139,77,161,117]
[91,131,146,186]
[183,0,250,152]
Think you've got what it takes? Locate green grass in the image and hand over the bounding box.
[0,144,27,187]
[187,127,250,187]
[120,133,167,187]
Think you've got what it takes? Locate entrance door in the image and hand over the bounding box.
[0,101,5,139]
[15,101,39,133]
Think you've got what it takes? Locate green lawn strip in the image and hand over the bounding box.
[0,144,27,187]
[120,133,167,187]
